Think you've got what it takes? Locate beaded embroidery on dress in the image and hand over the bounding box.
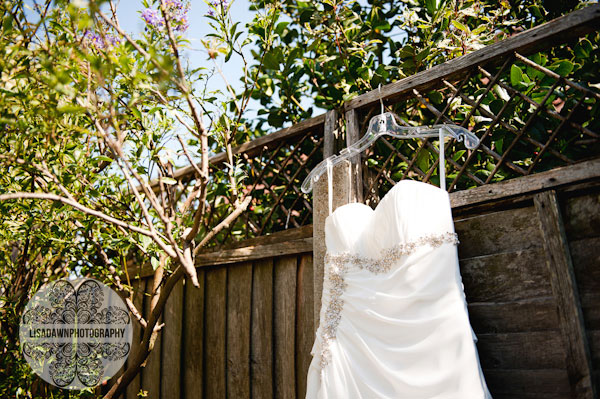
[306,179,492,399]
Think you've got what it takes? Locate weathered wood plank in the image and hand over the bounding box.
[563,190,600,241]
[581,293,600,330]
[142,278,161,399]
[196,238,313,268]
[451,158,600,209]
[570,237,600,299]
[125,278,145,399]
[534,190,597,398]
[323,109,338,158]
[161,278,184,399]
[345,4,600,111]
[492,394,572,399]
[483,369,572,396]
[128,236,313,279]
[468,297,558,334]
[455,205,542,259]
[183,272,205,399]
[345,108,363,203]
[226,262,252,399]
[312,160,353,324]
[204,267,227,399]
[460,248,552,302]
[198,225,313,253]
[251,259,274,399]
[295,254,314,399]
[590,330,600,369]
[477,331,566,369]
[274,255,297,399]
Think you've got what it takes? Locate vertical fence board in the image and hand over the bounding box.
[345,108,363,203]
[312,161,353,325]
[161,278,184,398]
[204,267,227,399]
[251,258,274,399]
[323,109,339,159]
[226,262,252,398]
[274,255,298,399]
[534,190,597,398]
[183,271,205,399]
[142,278,162,399]
[296,254,314,399]
[125,278,145,399]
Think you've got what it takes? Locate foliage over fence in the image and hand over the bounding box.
[359,32,600,204]
[198,26,600,246]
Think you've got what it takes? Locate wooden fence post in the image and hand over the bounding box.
[345,108,363,203]
[313,109,352,324]
[534,190,597,398]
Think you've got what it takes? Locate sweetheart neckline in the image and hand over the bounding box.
[325,179,447,223]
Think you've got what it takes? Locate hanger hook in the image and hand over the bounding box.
[378,83,384,115]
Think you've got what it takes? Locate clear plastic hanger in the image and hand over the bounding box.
[301,85,480,193]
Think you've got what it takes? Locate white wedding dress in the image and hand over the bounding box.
[306,178,492,398]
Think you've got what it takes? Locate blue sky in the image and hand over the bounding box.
[113,0,312,125]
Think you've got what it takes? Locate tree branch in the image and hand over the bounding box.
[0,192,158,239]
[193,195,252,255]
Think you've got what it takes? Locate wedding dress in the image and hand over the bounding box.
[306,175,492,398]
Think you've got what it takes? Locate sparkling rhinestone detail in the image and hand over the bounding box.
[318,231,459,369]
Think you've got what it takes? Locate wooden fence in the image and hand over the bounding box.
[121,5,600,399]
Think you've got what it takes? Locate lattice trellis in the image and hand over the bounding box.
[188,127,324,247]
[169,19,599,245]
[358,33,600,207]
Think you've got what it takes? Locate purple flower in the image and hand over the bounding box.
[142,2,189,33]
[83,30,121,50]
[174,13,189,31]
[142,8,164,27]
[84,30,104,49]
[165,0,184,7]
[207,0,228,17]
[105,34,123,46]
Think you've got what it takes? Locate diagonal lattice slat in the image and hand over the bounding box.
[360,33,600,204]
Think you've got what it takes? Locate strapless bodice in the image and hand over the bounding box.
[324,180,456,258]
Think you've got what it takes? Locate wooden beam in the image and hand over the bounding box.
[534,190,596,398]
[195,237,312,267]
[450,157,600,209]
[344,4,600,112]
[128,237,312,279]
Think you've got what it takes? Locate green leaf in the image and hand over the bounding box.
[160,177,177,185]
[57,104,85,114]
[151,256,160,271]
[427,91,443,105]
[415,149,430,172]
[140,235,152,251]
[550,60,573,77]
[95,155,113,163]
[452,20,469,32]
[574,38,592,59]
[510,64,524,87]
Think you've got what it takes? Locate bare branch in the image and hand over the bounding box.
[0,192,156,238]
[193,195,252,255]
